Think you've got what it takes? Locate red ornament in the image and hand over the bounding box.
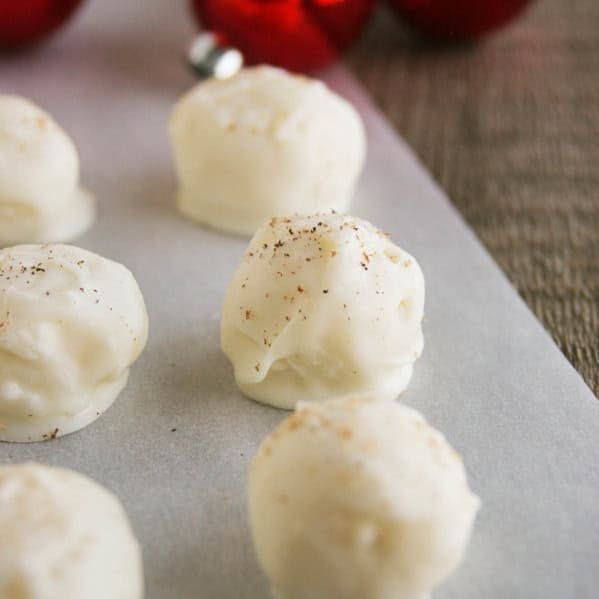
[0,0,83,50]
[388,0,533,39]
[189,0,376,72]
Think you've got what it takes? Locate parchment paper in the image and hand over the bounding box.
[1,1,598,598]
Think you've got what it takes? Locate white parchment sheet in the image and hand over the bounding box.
[1,1,598,598]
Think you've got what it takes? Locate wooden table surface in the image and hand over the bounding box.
[349,1,599,397]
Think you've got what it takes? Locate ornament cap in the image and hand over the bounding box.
[188,32,243,80]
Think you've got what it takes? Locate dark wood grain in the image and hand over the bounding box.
[349,1,599,397]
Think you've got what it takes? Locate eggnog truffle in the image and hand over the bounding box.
[0,244,148,442]
[0,95,94,246]
[169,66,366,236]
[221,212,425,409]
[249,399,480,599]
[0,462,143,598]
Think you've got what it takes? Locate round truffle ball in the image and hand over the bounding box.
[221,212,425,409]
[249,399,480,599]
[0,95,95,246]
[169,66,365,236]
[0,462,143,598]
[0,244,148,442]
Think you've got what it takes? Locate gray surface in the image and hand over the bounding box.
[1,1,599,598]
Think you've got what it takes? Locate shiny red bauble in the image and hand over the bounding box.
[190,0,376,71]
[388,0,533,39]
[0,0,83,49]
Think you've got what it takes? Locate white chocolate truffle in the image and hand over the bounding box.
[0,462,143,598]
[0,95,94,246]
[0,244,148,442]
[221,212,424,409]
[249,399,480,599]
[169,66,366,236]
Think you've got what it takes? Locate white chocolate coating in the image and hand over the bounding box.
[0,244,148,442]
[0,463,143,599]
[0,95,95,245]
[249,399,480,599]
[221,212,425,409]
[169,66,366,236]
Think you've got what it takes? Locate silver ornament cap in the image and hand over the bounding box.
[188,32,243,80]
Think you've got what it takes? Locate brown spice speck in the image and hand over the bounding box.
[338,426,353,440]
[0,311,10,329]
[286,417,301,432]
